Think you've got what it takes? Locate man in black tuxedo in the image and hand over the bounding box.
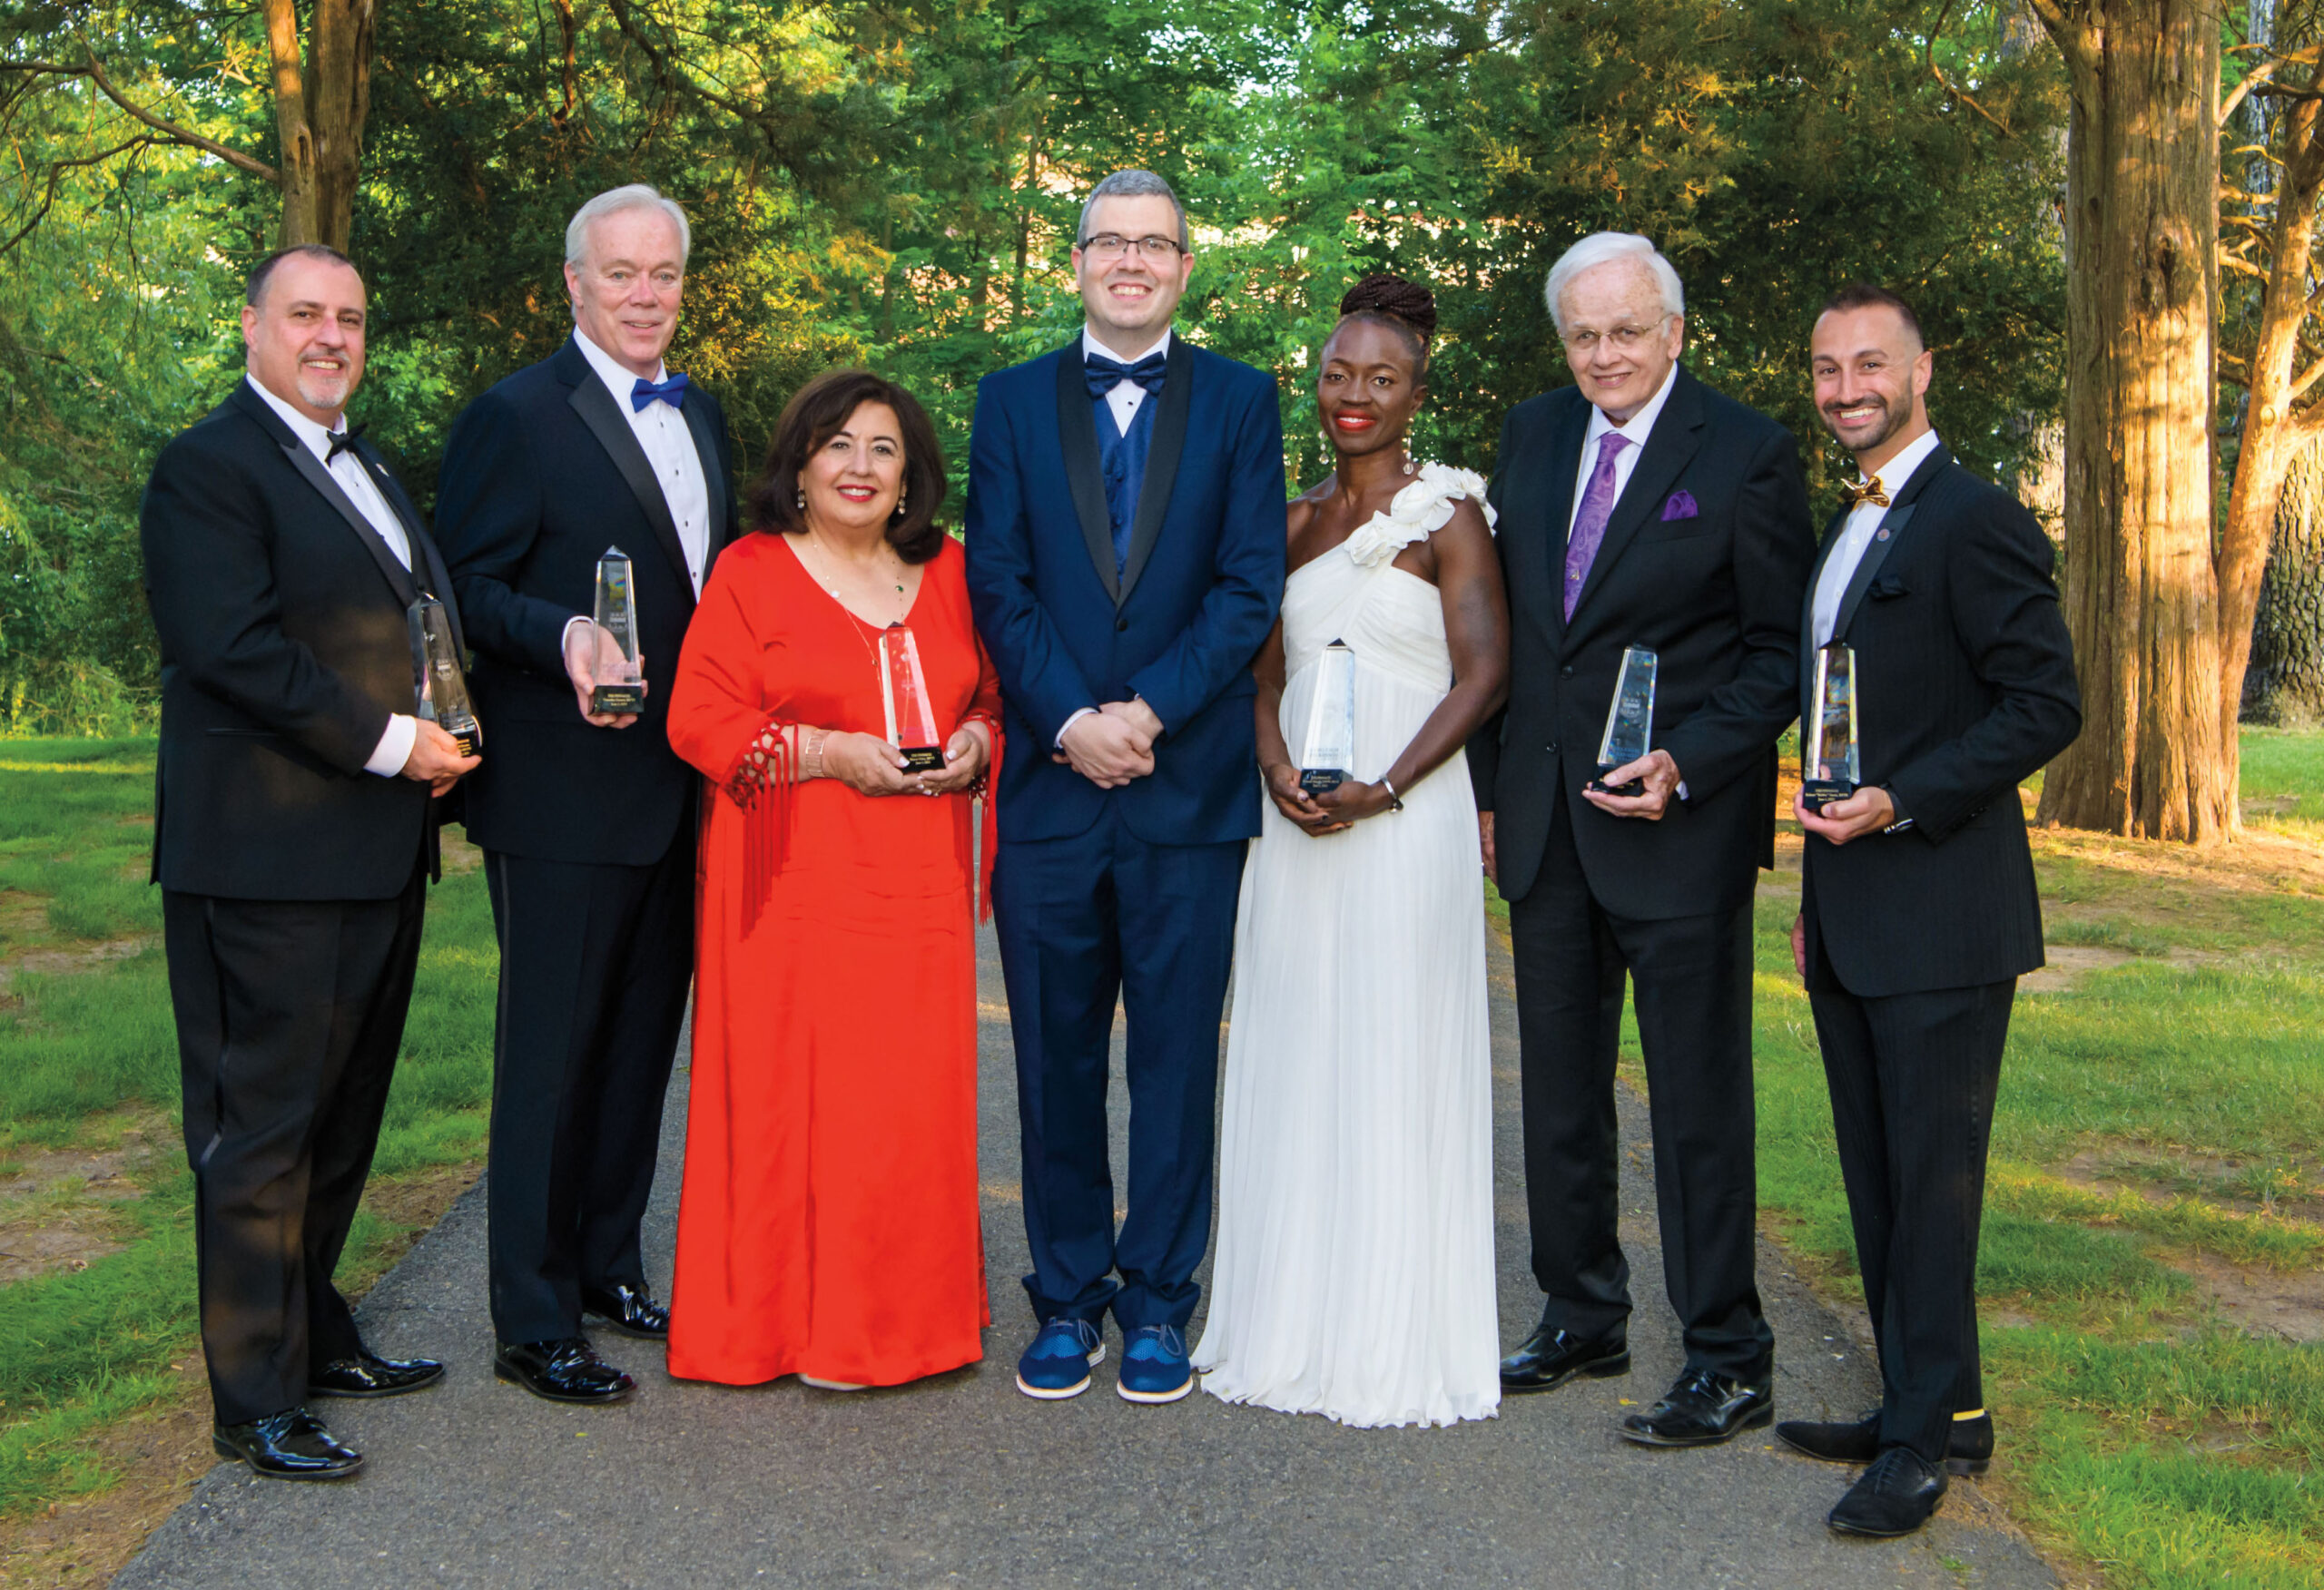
[143,245,478,1480]
[1471,231,1813,1446]
[1777,285,2079,1536]
[437,184,738,1403]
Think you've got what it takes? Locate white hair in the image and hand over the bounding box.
[565,184,692,270]
[1543,232,1684,334]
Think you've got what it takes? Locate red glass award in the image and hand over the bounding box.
[880,623,946,771]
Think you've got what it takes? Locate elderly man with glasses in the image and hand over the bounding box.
[1468,231,1815,1448]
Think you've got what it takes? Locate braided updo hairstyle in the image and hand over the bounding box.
[1337,272,1438,378]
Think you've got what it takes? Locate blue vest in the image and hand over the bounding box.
[1094,391,1157,571]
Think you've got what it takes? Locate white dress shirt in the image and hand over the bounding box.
[573,329,711,596]
[1813,427,1942,647]
[1058,326,1176,744]
[1569,362,1679,541]
[1082,325,1173,438]
[245,373,420,778]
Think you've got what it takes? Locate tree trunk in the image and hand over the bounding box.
[2033,2,2233,841]
[2245,437,2324,724]
[262,0,375,250]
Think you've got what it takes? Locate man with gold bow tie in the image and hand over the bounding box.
[1780,283,2080,1537]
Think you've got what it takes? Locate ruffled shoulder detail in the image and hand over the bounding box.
[1343,461,1498,568]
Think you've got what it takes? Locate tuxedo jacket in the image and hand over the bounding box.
[141,381,460,901]
[1798,444,2081,997]
[1468,365,1817,917]
[963,338,1286,845]
[435,337,738,866]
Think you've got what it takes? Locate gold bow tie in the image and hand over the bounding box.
[1838,477,1890,510]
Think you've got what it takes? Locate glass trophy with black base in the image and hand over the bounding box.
[1801,642,1860,810]
[408,594,481,757]
[880,623,947,771]
[589,546,646,715]
[1297,640,1358,794]
[1589,645,1658,795]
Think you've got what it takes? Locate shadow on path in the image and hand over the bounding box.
[115,923,2055,1589]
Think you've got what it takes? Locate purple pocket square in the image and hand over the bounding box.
[1660,490,1699,522]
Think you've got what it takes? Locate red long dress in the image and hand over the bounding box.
[663,533,999,1387]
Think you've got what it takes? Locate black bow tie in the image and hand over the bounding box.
[325,424,368,463]
[1086,351,1167,399]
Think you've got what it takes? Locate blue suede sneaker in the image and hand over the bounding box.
[1116,1324,1193,1403]
[1015,1318,1105,1399]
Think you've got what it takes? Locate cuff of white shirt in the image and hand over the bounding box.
[365,713,419,778]
[1056,706,1098,749]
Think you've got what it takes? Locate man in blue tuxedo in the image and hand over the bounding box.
[965,169,1285,1405]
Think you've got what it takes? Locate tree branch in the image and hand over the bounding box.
[1925,2,2013,134]
[0,134,155,256]
[2,40,280,183]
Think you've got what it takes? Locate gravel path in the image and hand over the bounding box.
[115,920,2056,1589]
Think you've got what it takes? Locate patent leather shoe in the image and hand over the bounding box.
[212,1408,363,1481]
[1827,1446,1948,1536]
[1619,1367,1772,1447]
[495,1337,635,1404]
[1498,1321,1630,1394]
[308,1347,445,1399]
[1778,1408,1994,1475]
[582,1282,671,1341]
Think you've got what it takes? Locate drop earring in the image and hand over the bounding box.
[795,488,806,510]
[1403,453,1415,476]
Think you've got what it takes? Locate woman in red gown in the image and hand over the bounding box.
[665,371,1000,1389]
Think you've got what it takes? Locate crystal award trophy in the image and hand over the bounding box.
[1297,640,1358,794]
[589,546,645,715]
[1801,642,1861,810]
[408,594,481,758]
[879,623,947,771]
[1589,645,1658,795]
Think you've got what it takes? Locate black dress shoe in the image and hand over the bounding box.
[212,1408,364,1481]
[495,1337,636,1404]
[1828,1446,1948,1536]
[1619,1367,1773,1447]
[1777,1409,1994,1475]
[309,1348,447,1399]
[582,1282,671,1341]
[1499,1324,1630,1394]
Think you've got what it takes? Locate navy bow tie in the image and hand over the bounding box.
[1085,351,1167,400]
[324,423,367,462]
[631,372,690,411]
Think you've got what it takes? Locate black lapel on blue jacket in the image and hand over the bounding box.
[1566,365,1704,634]
[1053,345,1119,603]
[1831,442,1950,644]
[231,383,419,609]
[679,388,730,582]
[556,339,695,603]
[1117,338,1194,607]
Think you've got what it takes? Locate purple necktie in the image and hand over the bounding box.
[1564,430,1631,620]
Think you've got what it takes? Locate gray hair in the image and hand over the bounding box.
[565,183,693,270]
[1077,170,1189,251]
[1543,232,1684,334]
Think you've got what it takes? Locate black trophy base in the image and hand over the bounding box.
[900,744,946,772]
[591,684,645,715]
[1298,768,1345,795]
[1800,778,1859,812]
[448,727,480,760]
[1588,769,1645,797]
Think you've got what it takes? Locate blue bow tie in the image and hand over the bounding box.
[631,372,690,411]
[1085,351,1167,400]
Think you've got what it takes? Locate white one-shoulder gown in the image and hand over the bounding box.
[1193,464,1500,1428]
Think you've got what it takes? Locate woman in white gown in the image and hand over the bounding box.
[1194,275,1511,1428]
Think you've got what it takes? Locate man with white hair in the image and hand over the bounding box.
[1468,231,1813,1447]
[437,183,739,1403]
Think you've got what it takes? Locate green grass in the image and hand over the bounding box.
[1745,729,2324,1587]
[0,737,497,1517]
[2240,729,2324,842]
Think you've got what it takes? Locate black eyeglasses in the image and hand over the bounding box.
[1078,233,1185,262]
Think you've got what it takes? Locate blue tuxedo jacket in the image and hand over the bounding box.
[965,338,1286,845]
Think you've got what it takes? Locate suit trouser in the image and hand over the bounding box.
[163,867,428,1426]
[993,805,1243,1332]
[483,824,692,1344]
[1504,790,1773,1379]
[1806,939,2011,1465]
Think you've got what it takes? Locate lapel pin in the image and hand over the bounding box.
[1876,527,1891,541]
